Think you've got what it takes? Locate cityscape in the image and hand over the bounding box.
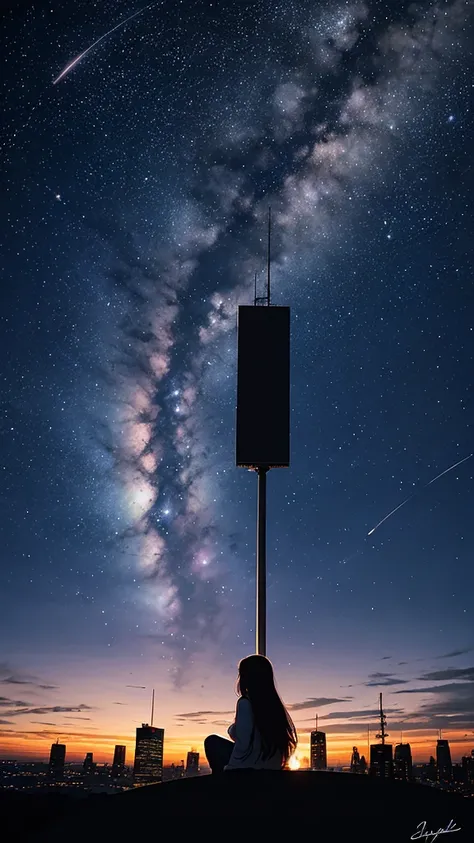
[1,697,473,798]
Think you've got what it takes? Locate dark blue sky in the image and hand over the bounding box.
[1,0,473,764]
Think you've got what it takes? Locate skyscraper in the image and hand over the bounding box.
[394,743,412,780]
[112,745,126,777]
[48,742,66,778]
[369,743,393,778]
[83,752,95,774]
[185,751,199,777]
[461,752,474,785]
[133,724,164,785]
[310,730,327,770]
[436,739,452,782]
[370,692,393,779]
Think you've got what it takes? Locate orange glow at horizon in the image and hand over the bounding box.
[1,729,472,768]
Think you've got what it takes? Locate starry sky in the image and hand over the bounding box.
[1,0,474,769]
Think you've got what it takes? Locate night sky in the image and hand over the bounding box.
[1,0,473,768]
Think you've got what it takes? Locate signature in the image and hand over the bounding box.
[410,820,461,841]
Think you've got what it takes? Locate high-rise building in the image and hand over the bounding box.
[83,752,95,774]
[461,752,474,785]
[394,743,412,780]
[48,742,66,778]
[369,744,393,778]
[133,724,164,785]
[310,730,327,770]
[185,751,199,777]
[112,745,126,777]
[436,739,452,782]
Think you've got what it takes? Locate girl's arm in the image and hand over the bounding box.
[225,698,254,767]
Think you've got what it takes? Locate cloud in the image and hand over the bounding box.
[394,682,474,696]
[0,663,58,691]
[2,704,95,718]
[391,679,474,731]
[0,697,31,708]
[318,707,404,721]
[175,710,234,720]
[364,673,408,687]
[419,667,474,682]
[0,719,13,725]
[1,678,58,690]
[63,716,92,721]
[3,728,130,742]
[289,697,352,711]
[436,649,473,660]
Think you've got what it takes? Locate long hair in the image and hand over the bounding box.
[236,654,297,766]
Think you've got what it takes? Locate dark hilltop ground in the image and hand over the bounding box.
[3,770,473,842]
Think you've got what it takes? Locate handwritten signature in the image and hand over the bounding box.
[410,820,461,841]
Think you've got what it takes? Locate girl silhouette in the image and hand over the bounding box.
[204,654,297,773]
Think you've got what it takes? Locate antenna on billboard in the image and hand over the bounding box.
[255,207,272,307]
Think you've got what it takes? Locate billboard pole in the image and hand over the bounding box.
[236,209,289,662]
[256,465,268,656]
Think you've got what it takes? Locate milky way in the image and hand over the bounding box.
[98,0,472,645]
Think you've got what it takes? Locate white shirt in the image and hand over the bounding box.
[224,697,282,770]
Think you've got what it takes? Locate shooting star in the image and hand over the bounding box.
[424,452,473,487]
[368,453,473,536]
[53,2,158,85]
[367,494,415,537]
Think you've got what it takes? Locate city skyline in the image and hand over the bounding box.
[1,680,473,768]
[1,1,473,770]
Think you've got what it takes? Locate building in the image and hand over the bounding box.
[394,743,412,780]
[48,742,66,778]
[436,739,452,782]
[133,724,164,785]
[83,752,95,775]
[185,751,199,777]
[461,751,474,785]
[369,744,393,779]
[112,745,126,778]
[310,730,327,770]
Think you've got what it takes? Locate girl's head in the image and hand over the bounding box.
[237,654,297,765]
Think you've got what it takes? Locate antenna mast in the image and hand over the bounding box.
[375,692,389,744]
[255,208,272,307]
[151,688,155,727]
[267,206,271,306]
[315,713,318,731]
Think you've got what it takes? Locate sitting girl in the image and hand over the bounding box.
[204,654,297,773]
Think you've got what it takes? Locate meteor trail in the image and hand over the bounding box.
[367,452,473,536]
[53,2,158,85]
[424,452,473,487]
[367,494,415,537]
